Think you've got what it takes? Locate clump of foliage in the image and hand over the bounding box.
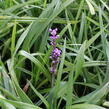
[0,0,109,109]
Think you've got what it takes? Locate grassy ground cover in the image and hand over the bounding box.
[0,0,109,109]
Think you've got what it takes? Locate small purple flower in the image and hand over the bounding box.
[49,28,58,36]
[50,67,56,73]
[50,35,59,40]
[51,48,61,59]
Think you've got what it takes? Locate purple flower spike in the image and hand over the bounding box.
[49,28,61,77]
[49,28,61,86]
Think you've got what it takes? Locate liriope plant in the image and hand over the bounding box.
[0,0,109,109]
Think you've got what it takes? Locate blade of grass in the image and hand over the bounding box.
[69,103,106,109]
[11,21,16,56]
[19,50,51,81]
[28,81,49,109]
[0,95,42,109]
[66,70,74,109]
[86,0,95,15]
[74,41,86,81]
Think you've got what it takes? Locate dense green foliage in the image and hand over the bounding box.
[0,0,109,109]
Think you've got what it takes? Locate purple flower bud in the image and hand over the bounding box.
[52,60,58,64]
[49,28,52,32]
[50,67,56,73]
[55,28,58,31]
[50,35,59,40]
